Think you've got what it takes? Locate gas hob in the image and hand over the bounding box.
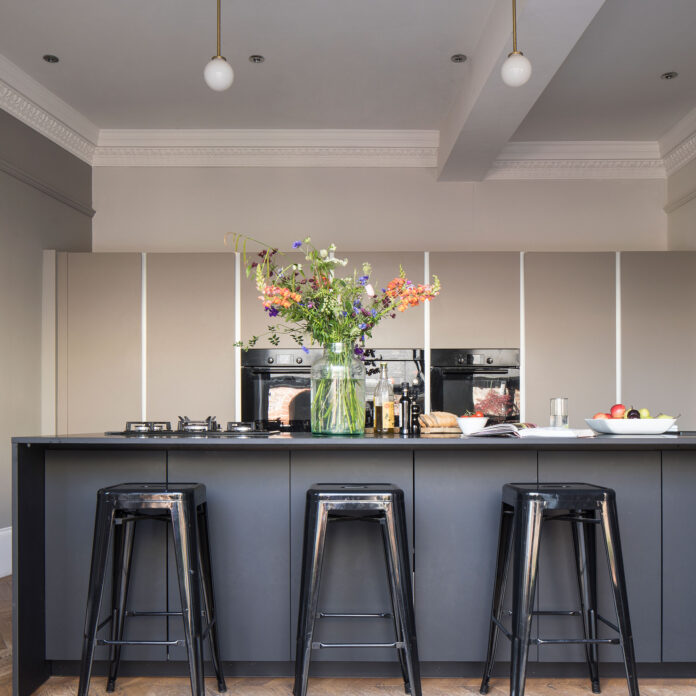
[105,416,279,438]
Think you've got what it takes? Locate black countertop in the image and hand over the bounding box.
[12,432,696,450]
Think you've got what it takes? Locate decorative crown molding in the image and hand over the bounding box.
[662,131,696,177]
[0,53,97,163]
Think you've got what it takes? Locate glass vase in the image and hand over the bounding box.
[310,343,366,435]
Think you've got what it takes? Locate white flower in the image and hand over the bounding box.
[338,258,348,266]
[365,283,375,296]
[320,249,328,258]
[329,243,336,252]
[292,263,303,271]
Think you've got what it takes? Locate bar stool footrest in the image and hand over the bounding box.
[534,637,620,646]
[97,639,184,646]
[318,612,392,618]
[312,641,405,649]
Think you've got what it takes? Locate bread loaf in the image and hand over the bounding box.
[418,411,458,428]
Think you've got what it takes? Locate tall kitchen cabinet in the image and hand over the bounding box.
[524,253,616,428]
[57,253,237,433]
[430,252,520,348]
[146,253,236,423]
[57,252,142,433]
[621,252,696,429]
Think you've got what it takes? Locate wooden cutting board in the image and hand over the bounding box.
[420,426,462,436]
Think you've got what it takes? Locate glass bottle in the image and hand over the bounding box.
[399,382,413,435]
[374,362,395,435]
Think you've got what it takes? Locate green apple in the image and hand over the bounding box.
[638,408,650,419]
[657,413,673,419]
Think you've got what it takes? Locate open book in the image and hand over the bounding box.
[467,423,595,438]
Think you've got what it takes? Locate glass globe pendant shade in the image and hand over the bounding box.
[204,56,234,91]
[501,51,531,87]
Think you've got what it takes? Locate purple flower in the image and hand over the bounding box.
[354,346,364,356]
[341,310,348,317]
[359,322,367,330]
[361,308,370,317]
[381,288,387,293]
[265,306,279,318]
[371,309,377,317]
[301,346,310,354]
[353,300,361,308]
[358,275,369,285]
[307,301,314,308]
[292,240,302,248]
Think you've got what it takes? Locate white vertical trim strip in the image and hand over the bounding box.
[424,251,431,414]
[41,250,57,436]
[615,252,621,404]
[234,252,242,420]
[141,252,147,421]
[519,252,526,423]
[0,527,11,578]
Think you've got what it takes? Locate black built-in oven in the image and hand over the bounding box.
[430,349,520,422]
[241,348,425,432]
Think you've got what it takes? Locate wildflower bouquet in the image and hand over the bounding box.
[230,235,440,434]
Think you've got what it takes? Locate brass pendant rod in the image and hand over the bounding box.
[512,0,518,53]
[216,0,222,57]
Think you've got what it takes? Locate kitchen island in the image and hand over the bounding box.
[11,433,696,696]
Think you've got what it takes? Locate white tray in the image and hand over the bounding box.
[584,418,676,435]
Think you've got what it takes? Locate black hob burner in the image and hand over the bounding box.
[106,417,279,438]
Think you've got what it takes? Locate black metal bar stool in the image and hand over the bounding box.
[480,483,639,696]
[78,483,227,696]
[293,483,421,696]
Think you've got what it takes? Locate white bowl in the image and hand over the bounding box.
[457,416,489,435]
[584,418,676,435]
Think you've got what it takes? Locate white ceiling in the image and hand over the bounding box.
[0,0,695,180]
[0,0,493,130]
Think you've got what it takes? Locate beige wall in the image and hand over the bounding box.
[92,167,668,253]
[667,158,696,250]
[0,112,92,528]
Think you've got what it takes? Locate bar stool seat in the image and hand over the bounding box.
[480,482,639,696]
[294,483,421,696]
[78,483,226,696]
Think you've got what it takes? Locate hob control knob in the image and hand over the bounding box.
[267,357,274,364]
[486,357,494,364]
[296,357,303,364]
[457,355,465,365]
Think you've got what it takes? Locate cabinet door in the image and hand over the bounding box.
[414,450,537,661]
[289,450,413,662]
[537,451,661,663]
[58,253,142,433]
[622,252,696,430]
[167,450,290,661]
[662,451,696,661]
[430,252,520,349]
[525,253,615,427]
[45,450,167,660]
[146,253,236,424]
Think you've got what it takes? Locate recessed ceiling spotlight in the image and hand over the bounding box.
[43,54,59,63]
[661,71,679,80]
[249,55,265,64]
[450,54,467,63]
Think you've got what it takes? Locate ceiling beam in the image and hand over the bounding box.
[437,0,607,182]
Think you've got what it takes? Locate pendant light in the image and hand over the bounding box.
[204,0,234,91]
[501,0,532,87]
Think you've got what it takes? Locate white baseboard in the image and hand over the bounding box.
[0,527,11,578]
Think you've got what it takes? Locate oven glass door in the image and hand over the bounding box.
[431,368,520,422]
[242,368,311,430]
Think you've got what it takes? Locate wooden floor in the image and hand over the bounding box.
[0,575,694,695]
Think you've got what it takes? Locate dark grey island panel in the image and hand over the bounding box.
[414,450,537,662]
[45,450,167,662]
[662,450,696,662]
[537,451,661,664]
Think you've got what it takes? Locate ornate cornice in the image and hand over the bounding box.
[0,80,95,163]
[488,157,666,180]
[663,131,696,177]
[91,144,438,167]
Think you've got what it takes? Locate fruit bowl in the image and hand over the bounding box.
[457,417,488,435]
[585,418,676,435]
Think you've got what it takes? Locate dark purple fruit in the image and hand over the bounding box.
[627,409,640,419]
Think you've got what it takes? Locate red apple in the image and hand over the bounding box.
[593,412,611,419]
[610,403,626,419]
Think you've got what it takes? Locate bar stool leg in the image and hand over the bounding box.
[197,502,227,692]
[571,511,601,694]
[106,517,136,692]
[78,495,116,696]
[171,498,206,696]
[480,503,515,695]
[384,502,422,696]
[379,517,410,693]
[599,498,640,696]
[293,500,329,696]
[509,500,544,696]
